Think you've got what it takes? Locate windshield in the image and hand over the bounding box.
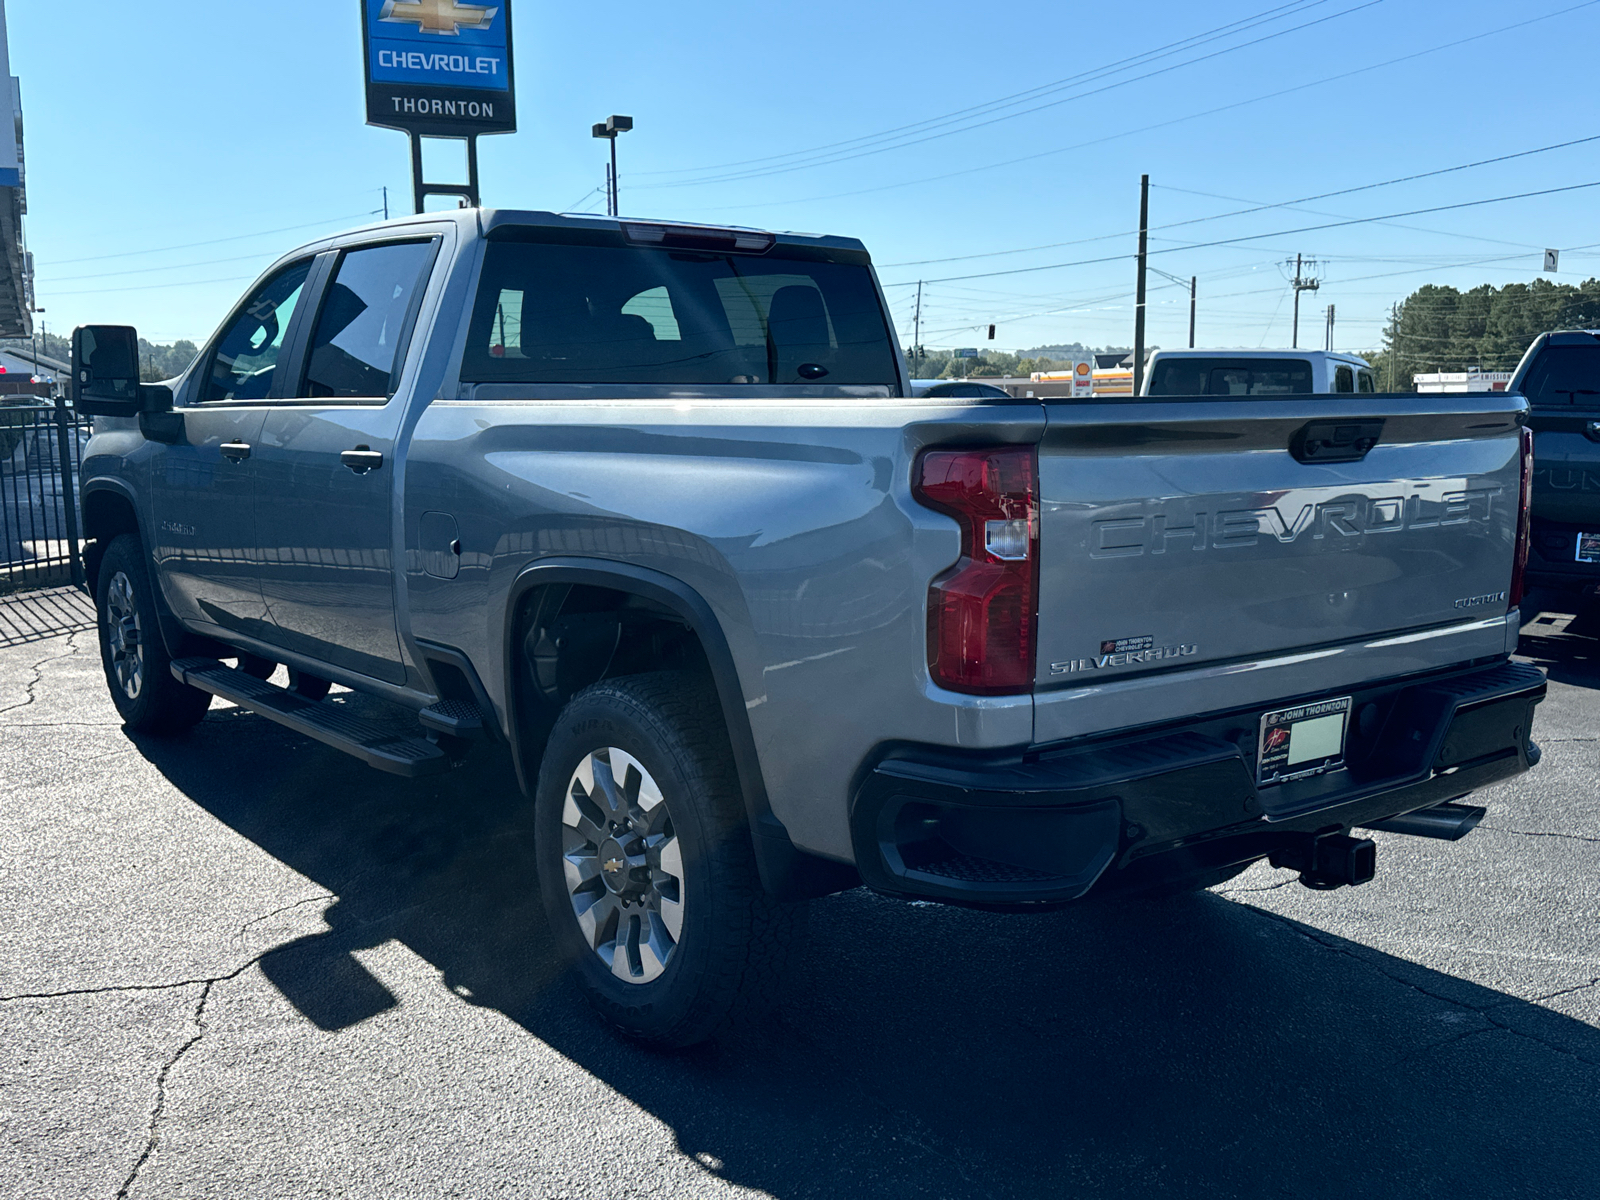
[1147,357,1314,396]
[462,239,899,387]
[1521,343,1600,408]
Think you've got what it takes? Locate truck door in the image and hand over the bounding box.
[250,239,439,684]
[150,260,313,636]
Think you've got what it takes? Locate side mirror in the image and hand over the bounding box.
[71,325,143,416]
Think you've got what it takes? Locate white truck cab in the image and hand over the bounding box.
[1142,349,1378,396]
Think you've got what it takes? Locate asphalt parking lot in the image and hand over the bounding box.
[1,588,1596,1200]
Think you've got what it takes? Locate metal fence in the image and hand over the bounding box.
[0,399,88,593]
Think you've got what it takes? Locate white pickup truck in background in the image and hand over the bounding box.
[1143,349,1379,396]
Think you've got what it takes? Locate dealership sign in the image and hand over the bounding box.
[363,0,516,137]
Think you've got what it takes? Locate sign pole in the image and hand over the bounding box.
[363,0,515,212]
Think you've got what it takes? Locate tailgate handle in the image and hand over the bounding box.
[1291,419,1384,464]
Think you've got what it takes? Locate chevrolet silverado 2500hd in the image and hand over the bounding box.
[70,209,1545,1047]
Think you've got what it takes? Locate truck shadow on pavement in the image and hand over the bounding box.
[125,658,1600,1199]
[129,718,1600,1198]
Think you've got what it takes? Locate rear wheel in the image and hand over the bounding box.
[534,672,805,1048]
[95,534,212,734]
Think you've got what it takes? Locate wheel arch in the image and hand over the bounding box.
[80,479,144,596]
[504,558,857,902]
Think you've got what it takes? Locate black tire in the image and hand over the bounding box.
[534,671,806,1049]
[95,534,212,735]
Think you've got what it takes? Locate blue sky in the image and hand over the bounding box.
[13,0,1600,356]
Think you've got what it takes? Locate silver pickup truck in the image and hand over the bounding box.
[70,209,1545,1047]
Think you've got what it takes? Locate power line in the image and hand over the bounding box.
[42,274,260,298]
[697,0,1600,214]
[36,211,379,268]
[643,1,1379,188]
[47,252,285,285]
[635,0,1337,180]
[881,178,1600,287]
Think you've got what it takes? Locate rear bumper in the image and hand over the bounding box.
[850,660,1546,907]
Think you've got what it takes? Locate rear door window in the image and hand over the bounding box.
[1520,343,1600,409]
[462,239,898,386]
[298,241,437,400]
[1357,369,1377,393]
[1333,365,1354,393]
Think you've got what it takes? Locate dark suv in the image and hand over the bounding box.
[1510,331,1600,592]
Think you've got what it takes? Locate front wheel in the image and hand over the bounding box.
[534,672,805,1048]
[95,534,212,734]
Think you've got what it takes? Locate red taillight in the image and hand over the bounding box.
[1509,425,1534,610]
[914,446,1038,695]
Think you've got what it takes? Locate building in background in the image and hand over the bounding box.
[1413,369,1513,394]
[0,0,30,339]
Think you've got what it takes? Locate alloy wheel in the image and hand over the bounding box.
[561,747,684,984]
[105,570,144,702]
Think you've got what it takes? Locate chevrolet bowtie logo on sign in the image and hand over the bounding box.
[379,0,499,35]
[364,0,517,137]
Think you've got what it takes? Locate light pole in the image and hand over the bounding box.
[591,115,634,217]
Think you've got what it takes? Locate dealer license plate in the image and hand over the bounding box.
[1257,696,1353,786]
[1577,533,1600,564]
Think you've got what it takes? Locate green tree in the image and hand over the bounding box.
[1384,277,1600,386]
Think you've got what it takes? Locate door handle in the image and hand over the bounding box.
[220,442,251,463]
[341,446,384,474]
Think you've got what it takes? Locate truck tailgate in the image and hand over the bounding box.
[1035,395,1525,691]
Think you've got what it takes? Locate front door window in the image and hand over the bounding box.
[202,261,312,402]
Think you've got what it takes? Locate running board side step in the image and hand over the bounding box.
[1360,802,1486,842]
[171,657,452,778]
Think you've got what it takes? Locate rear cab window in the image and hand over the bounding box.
[1521,341,1600,410]
[462,229,899,389]
[1146,358,1314,397]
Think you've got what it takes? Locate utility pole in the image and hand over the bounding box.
[1189,275,1197,349]
[1289,254,1320,348]
[382,186,389,221]
[1388,302,1399,391]
[913,280,923,366]
[1325,304,1335,352]
[1133,173,1149,397]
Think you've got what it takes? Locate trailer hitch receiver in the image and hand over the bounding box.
[1269,831,1377,891]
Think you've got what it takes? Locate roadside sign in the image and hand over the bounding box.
[953,348,979,359]
[1545,249,1560,273]
[363,0,517,138]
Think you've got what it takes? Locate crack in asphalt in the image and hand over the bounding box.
[0,947,272,1005]
[0,631,83,718]
[1480,825,1600,845]
[114,980,214,1200]
[1516,977,1600,1007]
[1238,905,1600,1067]
[234,894,335,941]
[1218,875,1296,896]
